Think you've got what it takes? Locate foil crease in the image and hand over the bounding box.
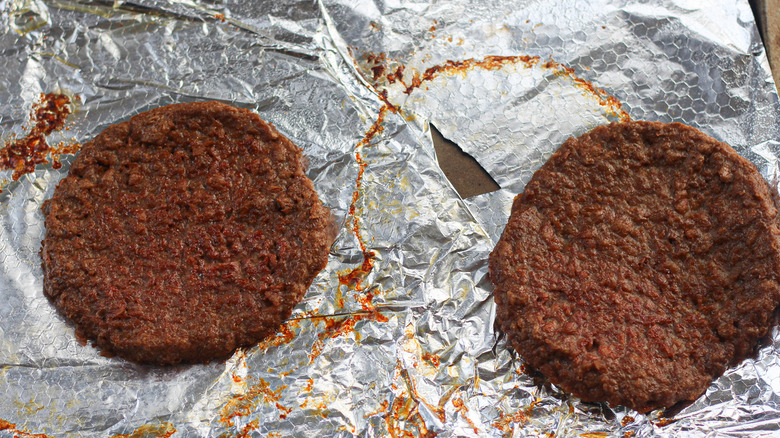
[1,0,779,437]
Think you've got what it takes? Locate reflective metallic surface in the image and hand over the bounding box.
[1,0,779,436]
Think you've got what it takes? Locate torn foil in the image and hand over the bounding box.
[1,0,779,436]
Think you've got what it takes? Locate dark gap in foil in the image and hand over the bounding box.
[430,123,499,199]
[749,0,765,47]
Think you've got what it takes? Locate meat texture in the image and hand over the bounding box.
[490,121,780,412]
[41,101,331,365]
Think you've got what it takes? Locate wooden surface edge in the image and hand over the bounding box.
[758,0,780,90]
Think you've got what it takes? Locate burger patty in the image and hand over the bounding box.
[41,101,331,365]
[489,121,780,412]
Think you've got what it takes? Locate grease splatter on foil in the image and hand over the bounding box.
[1,0,779,437]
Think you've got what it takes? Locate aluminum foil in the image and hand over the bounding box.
[1,0,779,436]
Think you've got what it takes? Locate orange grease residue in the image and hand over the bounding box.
[259,321,296,349]
[110,423,176,438]
[401,55,541,95]
[318,314,363,341]
[361,53,630,123]
[580,433,609,438]
[318,96,394,363]
[338,423,357,434]
[384,395,437,438]
[0,418,54,438]
[340,154,375,288]
[311,400,330,418]
[306,295,388,364]
[542,59,630,121]
[653,417,677,427]
[267,309,346,350]
[355,290,388,320]
[493,398,541,431]
[363,399,390,418]
[308,337,326,363]
[624,432,635,438]
[421,352,440,368]
[0,93,79,183]
[371,64,387,81]
[621,415,635,427]
[219,375,291,430]
[214,13,226,22]
[382,359,448,437]
[235,419,259,438]
[386,65,405,86]
[340,80,403,291]
[452,396,479,434]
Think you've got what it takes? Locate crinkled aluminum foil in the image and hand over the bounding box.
[1,0,779,436]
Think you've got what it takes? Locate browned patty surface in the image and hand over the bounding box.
[489,121,780,412]
[41,101,331,365]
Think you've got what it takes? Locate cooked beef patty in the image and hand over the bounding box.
[41,101,331,365]
[490,121,780,412]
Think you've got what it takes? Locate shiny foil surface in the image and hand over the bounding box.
[1,0,779,436]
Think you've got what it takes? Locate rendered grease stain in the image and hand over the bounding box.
[110,423,176,438]
[13,398,44,417]
[542,59,630,121]
[218,300,387,434]
[298,95,393,363]
[385,393,437,438]
[360,52,630,122]
[451,396,479,434]
[493,397,542,431]
[363,399,390,418]
[341,105,393,289]
[421,352,441,368]
[255,321,297,350]
[0,418,53,438]
[653,417,677,427]
[234,419,259,438]
[219,375,290,427]
[306,296,389,365]
[215,350,292,437]
[380,326,460,437]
